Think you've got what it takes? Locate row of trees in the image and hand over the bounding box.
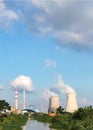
[33,106,93,130]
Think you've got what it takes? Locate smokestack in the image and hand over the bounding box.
[15,89,18,109]
[66,93,78,113]
[23,90,26,109]
[48,96,60,113]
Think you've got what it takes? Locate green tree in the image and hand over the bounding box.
[0,100,11,110]
[56,106,64,115]
[72,106,93,120]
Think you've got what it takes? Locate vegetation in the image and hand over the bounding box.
[0,100,28,130]
[0,100,11,111]
[0,114,28,130]
[56,106,64,115]
[32,106,93,130]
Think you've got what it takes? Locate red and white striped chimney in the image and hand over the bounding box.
[15,89,18,109]
[23,90,26,109]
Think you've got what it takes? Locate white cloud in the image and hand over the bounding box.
[78,97,92,106]
[1,0,93,50]
[0,84,4,90]
[56,45,68,54]
[45,58,56,69]
[0,0,18,28]
[30,0,93,50]
[10,75,34,92]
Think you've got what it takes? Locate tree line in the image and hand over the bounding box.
[33,106,93,130]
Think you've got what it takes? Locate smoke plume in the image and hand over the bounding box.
[42,74,76,101]
[57,75,76,94]
[43,88,58,101]
[10,75,34,92]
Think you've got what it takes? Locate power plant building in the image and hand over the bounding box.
[48,96,60,113]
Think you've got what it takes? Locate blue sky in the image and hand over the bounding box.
[0,0,93,111]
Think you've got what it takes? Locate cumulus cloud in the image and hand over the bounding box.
[1,0,93,50]
[10,75,34,92]
[30,0,93,50]
[19,0,93,49]
[45,58,56,69]
[0,0,18,28]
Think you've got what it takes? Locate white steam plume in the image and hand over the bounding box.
[43,88,58,101]
[57,75,76,94]
[10,75,34,92]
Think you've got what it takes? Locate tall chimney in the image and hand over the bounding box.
[15,89,18,109]
[66,93,78,113]
[23,90,26,109]
[48,96,60,113]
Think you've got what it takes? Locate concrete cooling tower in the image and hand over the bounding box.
[66,93,78,113]
[48,96,60,113]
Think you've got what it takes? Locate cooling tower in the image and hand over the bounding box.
[66,93,78,113]
[48,96,60,113]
